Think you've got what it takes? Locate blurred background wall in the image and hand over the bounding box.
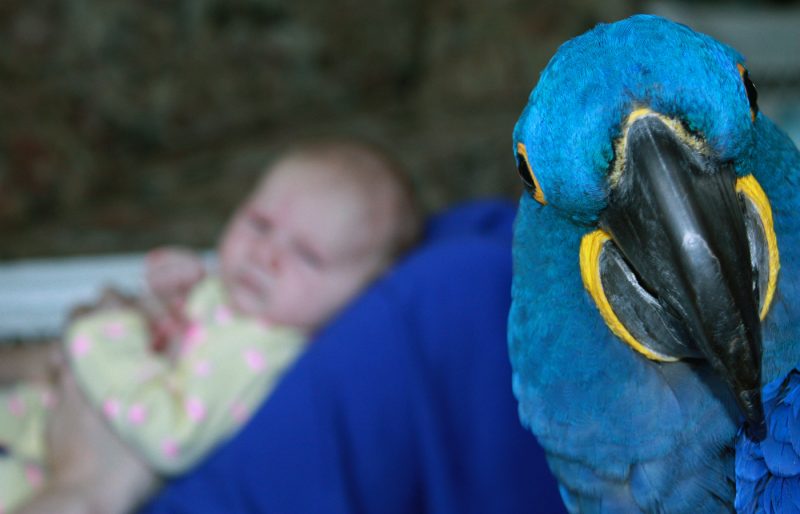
[1,0,798,259]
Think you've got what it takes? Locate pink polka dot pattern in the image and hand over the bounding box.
[184,323,206,345]
[40,389,55,409]
[214,305,233,326]
[180,323,207,356]
[25,464,43,487]
[244,349,266,373]
[128,403,148,425]
[7,395,24,417]
[104,398,122,419]
[103,321,126,340]
[70,334,92,358]
[231,402,249,424]
[192,360,212,377]
[186,397,207,422]
[161,439,179,459]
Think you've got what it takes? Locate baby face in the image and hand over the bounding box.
[218,160,389,332]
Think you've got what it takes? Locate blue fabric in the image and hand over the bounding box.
[139,200,565,514]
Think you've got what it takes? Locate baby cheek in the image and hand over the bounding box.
[300,281,347,327]
[220,223,251,263]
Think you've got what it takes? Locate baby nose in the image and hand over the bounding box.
[253,241,282,272]
[267,252,281,271]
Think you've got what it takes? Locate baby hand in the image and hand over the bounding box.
[145,246,206,311]
[144,247,205,349]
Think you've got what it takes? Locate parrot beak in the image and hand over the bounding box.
[599,112,765,438]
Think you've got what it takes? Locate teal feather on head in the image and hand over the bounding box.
[513,15,755,224]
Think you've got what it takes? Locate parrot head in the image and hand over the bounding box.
[512,15,780,438]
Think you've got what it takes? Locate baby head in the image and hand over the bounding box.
[219,138,420,333]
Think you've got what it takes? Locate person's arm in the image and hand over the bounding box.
[0,342,59,385]
[14,367,158,514]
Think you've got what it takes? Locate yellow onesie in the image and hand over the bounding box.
[0,277,305,511]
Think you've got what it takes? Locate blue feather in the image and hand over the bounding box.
[737,370,800,512]
[736,433,767,482]
[510,14,800,513]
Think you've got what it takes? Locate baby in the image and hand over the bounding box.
[1,138,421,513]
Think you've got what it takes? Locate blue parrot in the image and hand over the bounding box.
[508,15,800,513]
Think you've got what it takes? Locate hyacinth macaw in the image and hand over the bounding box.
[508,14,800,513]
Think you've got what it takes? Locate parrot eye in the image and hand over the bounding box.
[515,142,546,205]
[737,63,759,122]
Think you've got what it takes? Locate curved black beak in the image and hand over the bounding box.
[601,114,765,438]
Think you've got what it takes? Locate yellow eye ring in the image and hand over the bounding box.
[515,142,546,205]
[737,63,759,122]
